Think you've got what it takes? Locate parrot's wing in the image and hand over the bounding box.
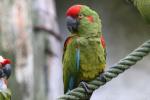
[63,36,80,93]
[100,35,106,60]
[63,36,72,93]
[62,36,73,62]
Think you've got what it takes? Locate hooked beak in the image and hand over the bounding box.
[66,16,79,33]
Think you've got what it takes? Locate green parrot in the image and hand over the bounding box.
[63,5,106,93]
[0,56,12,100]
[128,0,150,23]
[134,0,150,23]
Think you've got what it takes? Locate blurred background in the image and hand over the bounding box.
[0,0,150,100]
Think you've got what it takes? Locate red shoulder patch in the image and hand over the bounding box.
[66,5,81,18]
[100,35,106,48]
[64,37,73,48]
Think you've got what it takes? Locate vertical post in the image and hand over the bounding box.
[0,0,63,99]
[12,0,34,100]
[31,0,63,100]
[0,0,26,100]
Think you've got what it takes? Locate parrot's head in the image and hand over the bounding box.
[0,56,11,67]
[0,56,11,79]
[66,5,101,36]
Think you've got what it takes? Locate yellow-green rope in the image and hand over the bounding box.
[59,40,150,100]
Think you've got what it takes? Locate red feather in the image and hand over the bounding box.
[64,37,73,48]
[100,35,106,48]
[0,59,11,66]
[87,16,94,23]
[66,5,81,18]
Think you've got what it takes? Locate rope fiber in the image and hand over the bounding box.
[59,40,150,100]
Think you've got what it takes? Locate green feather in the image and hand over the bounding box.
[134,0,150,23]
[63,5,106,93]
[0,89,11,100]
[77,5,102,36]
[63,36,79,93]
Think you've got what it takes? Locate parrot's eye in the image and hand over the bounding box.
[78,14,84,19]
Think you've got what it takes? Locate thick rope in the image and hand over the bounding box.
[58,40,150,100]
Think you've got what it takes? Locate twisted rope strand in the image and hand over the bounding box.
[59,40,150,100]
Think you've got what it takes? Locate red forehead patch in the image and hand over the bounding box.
[0,59,11,66]
[66,5,81,17]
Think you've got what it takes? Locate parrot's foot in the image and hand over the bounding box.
[80,81,90,94]
[98,73,107,82]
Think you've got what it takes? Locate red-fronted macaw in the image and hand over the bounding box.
[0,56,11,100]
[63,5,106,93]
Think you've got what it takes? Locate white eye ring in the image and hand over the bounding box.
[78,14,84,19]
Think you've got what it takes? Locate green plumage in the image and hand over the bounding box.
[0,89,11,100]
[133,0,150,23]
[63,5,106,93]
